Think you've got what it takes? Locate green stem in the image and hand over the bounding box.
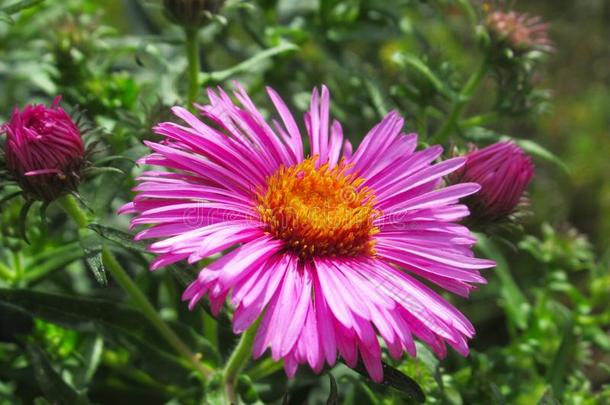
[456,0,477,28]
[431,57,489,145]
[59,194,89,228]
[223,320,261,405]
[58,194,213,380]
[185,27,201,110]
[101,247,213,379]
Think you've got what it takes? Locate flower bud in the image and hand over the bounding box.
[485,10,552,55]
[1,97,85,201]
[452,142,534,221]
[163,0,225,29]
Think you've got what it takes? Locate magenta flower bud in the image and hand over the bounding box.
[453,142,534,221]
[1,97,85,201]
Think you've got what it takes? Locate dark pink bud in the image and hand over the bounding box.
[1,97,85,201]
[453,142,534,221]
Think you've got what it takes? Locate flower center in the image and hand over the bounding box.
[256,157,380,260]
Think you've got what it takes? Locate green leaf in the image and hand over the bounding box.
[380,363,425,403]
[513,139,570,175]
[0,302,33,343]
[19,199,34,244]
[39,201,50,226]
[237,375,259,404]
[363,78,393,117]
[245,357,284,381]
[87,223,148,254]
[0,288,149,334]
[79,229,107,286]
[202,42,299,84]
[0,190,21,206]
[25,343,89,405]
[0,289,219,379]
[476,233,531,330]
[23,243,84,283]
[463,128,569,175]
[326,373,339,405]
[0,289,189,382]
[392,52,445,94]
[537,388,561,405]
[92,155,135,166]
[0,11,14,24]
[82,336,104,385]
[84,248,107,286]
[83,166,125,176]
[546,317,576,398]
[349,360,425,403]
[0,0,45,15]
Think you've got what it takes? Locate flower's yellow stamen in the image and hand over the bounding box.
[256,157,380,259]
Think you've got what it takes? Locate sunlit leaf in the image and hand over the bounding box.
[349,360,425,403]
[202,42,298,84]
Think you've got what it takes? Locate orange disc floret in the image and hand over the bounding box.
[256,157,380,259]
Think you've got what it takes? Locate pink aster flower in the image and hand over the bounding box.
[452,141,534,221]
[122,84,494,382]
[1,97,85,201]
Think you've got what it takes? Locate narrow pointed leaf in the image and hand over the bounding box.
[93,155,135,166]
[39,201,50,226]
[83,247,107,286]
[537,388,561,405]
[0,191,21,206]
[1,0,45,14]
[326,373,339,405]
[349,360,425,403]
[0,11,14,24]
[84,166,125,176]
[87,223,148,253]
[202,43,298,84]
[19,199,34,244]
[26,343,89,405]
[546,317,576,398]
[0,303,33,343]
[393,52,445,94]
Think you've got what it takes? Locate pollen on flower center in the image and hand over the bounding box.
[256,157,380,259]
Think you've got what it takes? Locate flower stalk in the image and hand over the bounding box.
[223,319,261,405]
[431,57,489,144]
[58,194,213,380]
[185,27,201,110]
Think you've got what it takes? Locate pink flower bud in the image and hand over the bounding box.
[453,142,534,221]
[1,97,85,201]
[485,10,552,54]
